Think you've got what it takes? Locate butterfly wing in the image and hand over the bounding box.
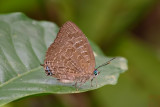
[44,21,95,82]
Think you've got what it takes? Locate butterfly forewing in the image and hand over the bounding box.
[44,21,95,82]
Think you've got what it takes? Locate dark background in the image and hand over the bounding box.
[1,0,160,107]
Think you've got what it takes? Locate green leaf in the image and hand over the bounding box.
[0,12,128,106]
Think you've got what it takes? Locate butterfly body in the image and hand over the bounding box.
[42,21,95,86]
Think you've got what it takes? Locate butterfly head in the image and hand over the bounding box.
[45,66,53,76]
[93,69,100,76]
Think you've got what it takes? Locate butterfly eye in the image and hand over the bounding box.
[94,70,98,76]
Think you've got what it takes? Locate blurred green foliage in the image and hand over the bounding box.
[0,0,160,107]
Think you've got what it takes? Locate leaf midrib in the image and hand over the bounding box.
[0,66,41,88]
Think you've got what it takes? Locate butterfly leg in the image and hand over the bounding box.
[78,81,85,89]
[95,77,97,87]
[91,78,93,87]
[75,80,86,90]
[91,77,98,87]
[74,82,78,91]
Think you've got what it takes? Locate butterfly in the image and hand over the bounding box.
[41,21,115,90]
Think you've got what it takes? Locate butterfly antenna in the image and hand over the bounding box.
[96,57,116,70]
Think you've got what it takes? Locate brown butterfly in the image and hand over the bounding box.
[41,21,115,90]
